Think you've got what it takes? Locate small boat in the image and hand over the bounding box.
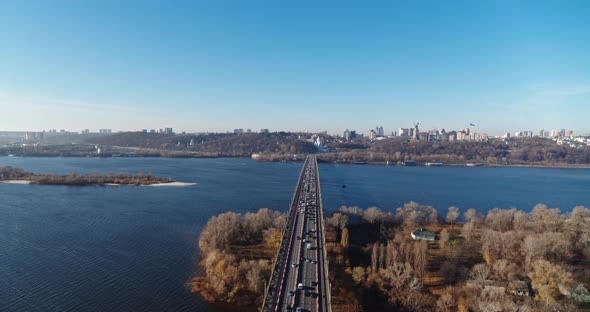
[466,163,483,167]
[402,160,416,166]
[425,162,444,167]
[352,161,367,165]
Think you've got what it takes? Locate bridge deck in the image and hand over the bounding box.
[262,156,331,312]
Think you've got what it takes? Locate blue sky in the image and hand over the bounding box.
[1,1,589,135]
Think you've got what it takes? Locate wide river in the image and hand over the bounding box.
[1,157,589,311]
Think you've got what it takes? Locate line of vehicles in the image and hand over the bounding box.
[284,160,323,312]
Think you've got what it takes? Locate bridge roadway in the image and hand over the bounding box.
[262,156,331,312]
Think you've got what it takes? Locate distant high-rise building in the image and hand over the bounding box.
[99,129,112,134]
[399,128,409,137]
[539,129,545,137]
[234,128,244,134]
[550,129,559,137]
[343,129,350,141]
[559,129,566,137]
[369,130,377,140]
[566,130,573,137]
[82,129,90,134]
[260,129,269,133]
[375,126,384,137]
[246,129,252,133]
[164,128,174,135]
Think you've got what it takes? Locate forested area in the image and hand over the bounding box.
[87,132,317,156]
[191,208,286,308]
[326,203,590,312]
[319,138,590,165]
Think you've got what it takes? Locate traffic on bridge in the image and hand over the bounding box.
[262,156,331,312]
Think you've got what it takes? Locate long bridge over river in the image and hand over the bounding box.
[262,156,332,312]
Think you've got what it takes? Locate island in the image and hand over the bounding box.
[0,166,192,186]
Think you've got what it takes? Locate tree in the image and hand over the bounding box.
[413,240,428,278]
[352,266,366,284]
[528,260,573,305]
[464,208,481,224]
[340,227,349,248]
[446,206,460,227]
[470,263,490,285]
[396,201,438,228]
[436,288,456,312]
[371,243,379,273]
[485,208,515,232]
[364,207,383,224]
[461,221,476,242]
[439,229,450,249]
[327,212,348,229]
[530,204,562,232]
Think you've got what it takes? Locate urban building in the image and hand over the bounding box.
[164,128,174,135]
[369,129,377,140]
[260,129,269,133]
[375,126,384,137]
[234,129,244,134]
[99,129,112,133]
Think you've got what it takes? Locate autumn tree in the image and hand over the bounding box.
[528,260,573,305]
[352,266,366,284]
[340,227,349,248]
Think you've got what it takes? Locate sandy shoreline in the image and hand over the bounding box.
[0,180,196,187]
[0,180,32,184]
[145,182,197,187]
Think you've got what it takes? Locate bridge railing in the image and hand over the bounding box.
[314,156,332,312]
[261,157,310,312]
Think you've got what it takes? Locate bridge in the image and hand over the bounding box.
[262,156,331,312]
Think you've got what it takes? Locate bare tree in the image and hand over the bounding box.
[470,263,490,285]
[413,240,428,278]
[462,221,476,242]
[371,243,379,273]
[439,229,451,249]
[446,206,460,227]
[364,207,383,224]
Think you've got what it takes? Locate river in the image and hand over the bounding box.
[0,157,588,311]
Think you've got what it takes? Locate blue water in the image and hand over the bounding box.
[0,157,588,311]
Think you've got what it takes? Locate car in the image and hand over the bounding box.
[296,307,302,312]
[291,263,298,268]
[305,291,311,297]
[311,260,317,264]
[288,290,295,296]
[305,258,311,263]
[311,281,318,287]
[298,283,304,290]
[302,239,306,243]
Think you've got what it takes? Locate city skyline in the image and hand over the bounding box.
[1,1,589,135]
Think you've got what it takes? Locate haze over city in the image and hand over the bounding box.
[1,1,589,135]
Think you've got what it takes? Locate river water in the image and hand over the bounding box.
[0,157,588,311]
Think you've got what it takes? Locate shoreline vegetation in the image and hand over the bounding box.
[194,204,590,311]
[0,166,192,186]
[189,208,286,310]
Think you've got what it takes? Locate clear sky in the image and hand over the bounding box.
[1,1,589,135]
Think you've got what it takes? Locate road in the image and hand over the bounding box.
[262,156,331,312]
